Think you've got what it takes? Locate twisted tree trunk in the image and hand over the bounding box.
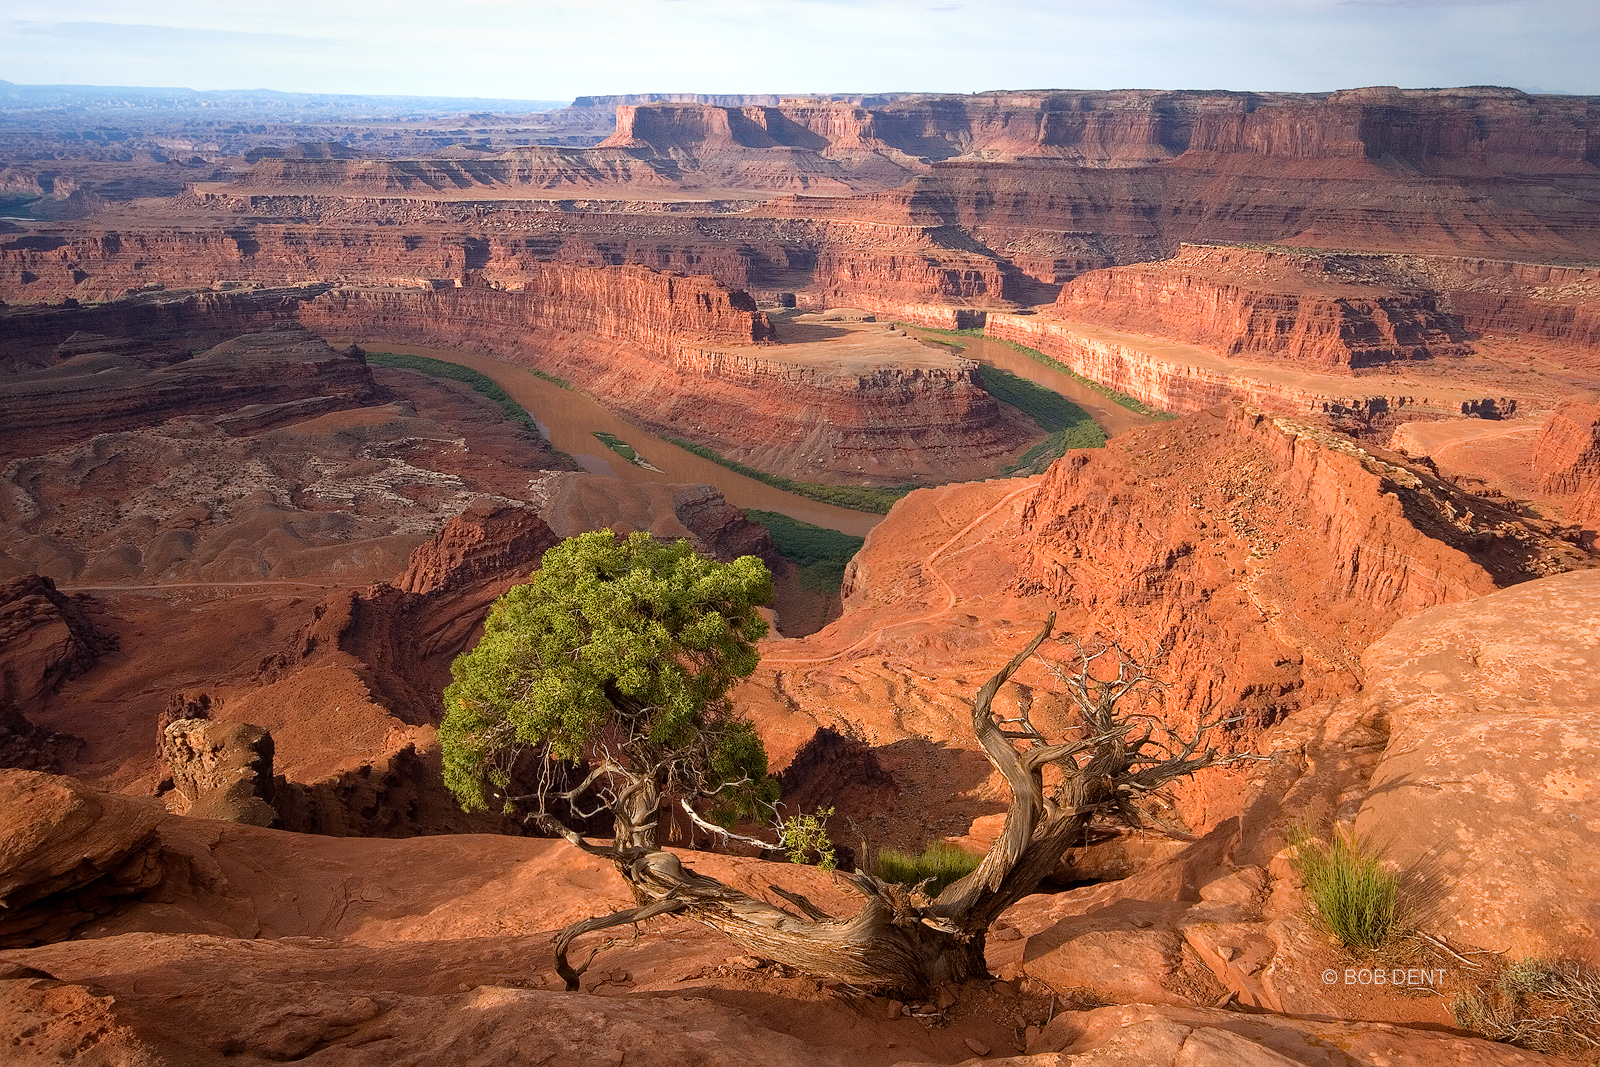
[549,613,1224,997]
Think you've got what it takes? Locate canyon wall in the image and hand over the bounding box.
[0,228,776,346]
[226,147,683,194]
[1015,404,1587,741]
[603,88,1600,173]
[304,265,774,353]
[301,286,1035,483]
[772,151,1600,272]
[985,312,1347,415]
[0,329,378,459]
[1534,397,1600,527]
[0,236,1031,484]
[1050,245,1474,371]
[0,216,1025,317]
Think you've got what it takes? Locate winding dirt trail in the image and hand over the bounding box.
[58,580,334,593]
[1426,420,1542,468]
[761,480,1042,667]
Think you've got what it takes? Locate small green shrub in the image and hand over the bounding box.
[1453,957,1600,1054]
[877,841,982,897]
[527,367,572,389]
[1291,827,1404,950]
[783,806,837,870]
[592,430,638,461]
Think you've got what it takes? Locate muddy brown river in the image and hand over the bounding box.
[356,335,1150,539]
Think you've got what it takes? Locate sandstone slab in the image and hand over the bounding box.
[1355,568,1600,959]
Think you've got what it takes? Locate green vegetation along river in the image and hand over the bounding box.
[355,343,883,538]
[904,327,1160,437]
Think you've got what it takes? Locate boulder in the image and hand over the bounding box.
[1355,568,1600,960]
[0,770,165,947]
[1007,1003,1566,1066]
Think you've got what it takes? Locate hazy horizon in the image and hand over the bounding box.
[3,0,1597,101]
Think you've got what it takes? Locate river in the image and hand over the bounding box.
[357,343,883,537]
[356,334,1152,541]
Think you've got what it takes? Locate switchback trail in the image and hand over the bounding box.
[761,480,1042,667]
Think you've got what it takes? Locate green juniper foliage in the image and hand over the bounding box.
[439,531,777,833]
[782,806,838,871]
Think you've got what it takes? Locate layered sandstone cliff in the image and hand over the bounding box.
[599,88,1600,175]
[0,576,113,771]
[744,402,1586,844]
[985,311,1424,417]
[301,265,772,354]
[0,328,378,459]
[1533,396,1600,527]
[1014,405,1585,736]
[305,287,1035,483]
[1050,245,1475,371]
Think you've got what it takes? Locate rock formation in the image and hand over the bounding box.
[0,764,1575,1065]
[0,576,112,771]
[5,80,1600,1065]
[0,770,165,948]
[1014,405,1584,741]
[1049,244,1476,371]
[159,718,278,827]
[1354,569,1600,961]
[745,402,1587,841]
[0,327,378,459]
[303,291,1036,484]
[1533,395,1600,528]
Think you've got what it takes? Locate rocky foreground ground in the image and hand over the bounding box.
[5,570,1596,1065]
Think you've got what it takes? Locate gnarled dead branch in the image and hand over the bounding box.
[549,613,1254,996]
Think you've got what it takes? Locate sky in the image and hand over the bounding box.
[1,0,1596,101]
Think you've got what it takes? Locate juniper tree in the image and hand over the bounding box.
[439,529,777,851]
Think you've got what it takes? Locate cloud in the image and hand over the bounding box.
[0,0,1595,98]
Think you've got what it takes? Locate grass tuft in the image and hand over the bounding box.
[1291,827,1405,950]
[877,841,983,897]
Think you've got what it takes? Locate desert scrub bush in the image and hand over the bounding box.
[876,841,982,897]
[526,366,572,389]
[1290,826,1404,950]
[1453,958,1600,1054]
[782,807,837,870]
